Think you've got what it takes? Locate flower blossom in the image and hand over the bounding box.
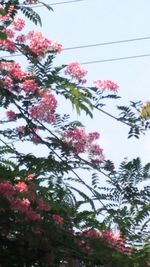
[26,209,41,221]
[26,173,35,181]
[82,229,101,239]
[81,229,132,255]
[94,80,119,92]
[13,17,25,31]
[0,39,16,53]
[30,93,57,123]
[15,34,26,43]
[3,76,14,90]
[5,28,15,38]
[0,61,28,80]
[21,79,38,93]
[27,31,62,57]
[101,230,132,255]
[62,128,104,163]
[0,181,14,199]
[16,125,26,133]
[37,198,51,211]
[6,110,16,121]
[11,198,30,212]
[0,5,14,22]
[53,214,64,225]
[15,181,28,193]
[64,62,88,84]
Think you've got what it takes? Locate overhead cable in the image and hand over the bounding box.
[2,53,150,65]
[1,35,150,64]
[64,36,150,51]
[24,0,86,8]
[4,35,150,57]
[81,53,150,65]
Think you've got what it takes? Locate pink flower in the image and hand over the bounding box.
[26,209,41,221]
[16,125,26,134]
[63,128,104,163]
[3,76,14,90]
[5,29,15,38]
[63,128,87,153]
[27,173,35,181]
[30,93,57,123]
[0,39,16,53]
[26,191,37,201]
[26,31,62,57]
[16,34,26,43]
[13,17,25,31]
[37,198,51,211]
[87,132,100,143]
[0,62,27,80]
[15,181,28,193]
[21,79,38,93]
[6,110,16,121]
[11,198,30,212]
[52,214,64,225]
[89,144,103,155]
[64,62,88,84]
[50,41,62,54]
[94,80,119,92]
[30,133,41,145]
[82,229,101,239]
[0,181,14,199]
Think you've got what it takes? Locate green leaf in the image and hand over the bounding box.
[39,1,53,11]
[20,7,42,26]
[0,31,7,40]
[0,9,7,16]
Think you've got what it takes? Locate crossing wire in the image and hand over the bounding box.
[23,0,86,8]
[2,35,150,65]
[81,53,150,65]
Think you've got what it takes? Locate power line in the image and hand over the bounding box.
[2,35,150,63]
[2,52,150,65]
[24,0,86,8]
[81,53,150,65]
[64,36,150,51]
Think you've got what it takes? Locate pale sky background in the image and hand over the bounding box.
[2,0,150,171]
[31,0,150,168]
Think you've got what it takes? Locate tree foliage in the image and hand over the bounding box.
[0,1,149,266]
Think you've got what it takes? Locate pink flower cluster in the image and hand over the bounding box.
[15,125,41,145]
[27,31,62,57]
[62,128,104,163]
[0,4,15,22]
[21,79,38,93]
[30,93,57,123]
[0,61,28,81]
[94,80,119,92]
[101,230,132,255]
[13,17,25,31]
[15,181,28,193]
[52,214,64,225]
[0,38,16,53]
[6,110,16,121]
[0,15,25,52]
[81,229,132,255]
[0,178,51,221]
[64,62,88,84]
[0,13,62,58]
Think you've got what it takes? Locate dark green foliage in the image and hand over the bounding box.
[20,6,42,26]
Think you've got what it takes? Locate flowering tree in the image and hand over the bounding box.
[0,1,150,266]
